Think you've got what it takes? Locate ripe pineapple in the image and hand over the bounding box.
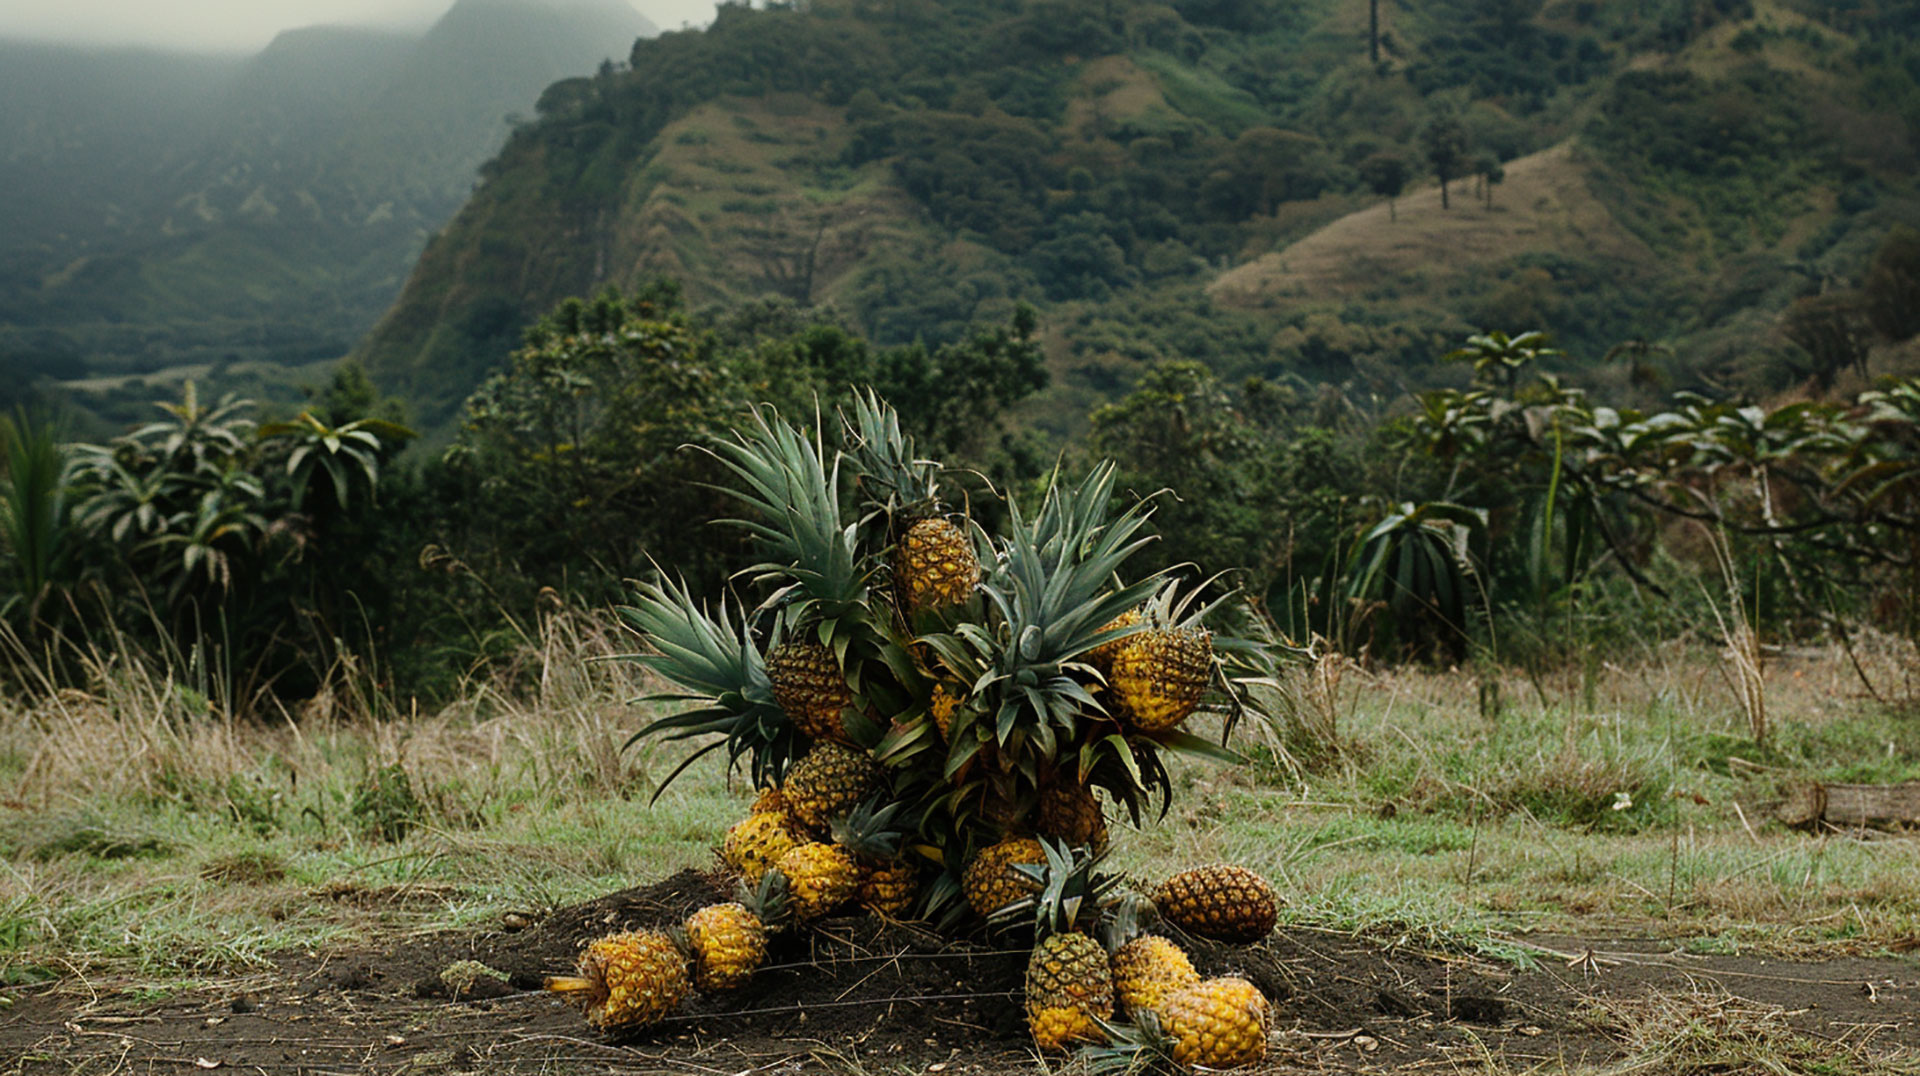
[1160,976,1271,1068]
[1152,865,1278,944]
[543,930,690,1030]
[1110,624,1213,732]
[1025,932,1113,1050]
[773,841,861,920]
[684,903,765,992]
[749,784,785,816]
[1037,779,1107,851]
[831,799,919,919]
[1085,607,1143,670]
[1111,934,1198,1018]
[961,836,1047,917]
[722,811,801,883]
[782,742,884,832]
[895,516,980,613]
[766,640,854,743]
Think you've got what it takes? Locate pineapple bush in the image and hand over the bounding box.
[542,392,1283,1068]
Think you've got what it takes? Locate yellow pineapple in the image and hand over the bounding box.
[858,859,919,918]
[1111,934,1198,1018]
[722,811,801,883]
[684,903,766,992]
[1025,932,1113,1051]
[543,930,689,1030]
[1160,976,1271,1068]
[765,639,853,743]
[895,516,980,612]
[781,741,883,832]
[749,784,785,816]
[961,836,1046,917]
[773,841,860,920]
[1110,624,1212,732]
[1085,607,1143,670]
[1152,865,1278,944]
[929,682,962,741]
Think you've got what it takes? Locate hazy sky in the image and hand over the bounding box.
[0,0,710,51]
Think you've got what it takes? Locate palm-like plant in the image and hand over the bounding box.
[1444,330,1559,396]
[0,411,73,618]
[129,381,255,472]
[258,411,415,511]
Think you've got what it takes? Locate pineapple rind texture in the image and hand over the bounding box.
[1110,934,1199,1018]
[858,860,919,918]
[781,742,882,832]
[722,812,800,883]
[961,837,1046,917]
[685,903,766,992]
[1110,626,1212,732]
[559,931,689,1030]
[896,517,980,612]
[766,640,854,743]
[1024,933,1113,1051]
[1152,865,1279,944]
[1036,780,1106,850]
[776,842,860,920]
[1161,976,1271,1068]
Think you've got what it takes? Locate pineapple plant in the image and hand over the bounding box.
[1152,865,1278,944]
[841,390,980,619]
[750,784,785,815]
[774,840,862,921]
[684,872,789,992]
[781,741,884,832]
[1109,623,1213,732]
[722,811,802,883]
[894,516,980,613]
[543,930,690,1030]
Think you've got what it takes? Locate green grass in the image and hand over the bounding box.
[1,617,1916,992]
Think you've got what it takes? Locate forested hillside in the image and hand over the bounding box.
[354,0,1920,433]
[0,0,655,432]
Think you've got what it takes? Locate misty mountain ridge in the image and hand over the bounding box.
[0,0,657,421]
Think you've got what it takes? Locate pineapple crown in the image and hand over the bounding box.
[619,575,798,795]
[1098,893,1161,953]
[988,837,1119,939]
[733,869,794,933]
[1079,1011,1180,1074]
[828,796,908,862]
[703,404,871,618]
[841,388,944,522]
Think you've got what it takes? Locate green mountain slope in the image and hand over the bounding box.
[351,0,1918,433]
[0,0,656,427]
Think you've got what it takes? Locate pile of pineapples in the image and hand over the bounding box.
[539,394,1283,1070]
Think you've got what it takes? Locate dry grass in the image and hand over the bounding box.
[1584,986,1920,1075]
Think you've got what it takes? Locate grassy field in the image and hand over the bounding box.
[1,607,1914,1003]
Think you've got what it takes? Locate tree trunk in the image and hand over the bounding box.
[1369,0,1379,64]
[1439,177,1450,210]
[1388,197,1396,222]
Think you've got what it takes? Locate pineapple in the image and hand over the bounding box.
[1151,865,1278,944]
[961,837,1047,918]
[895,516,979,613]
[1085,607,1143,671]
[1025,932,1113,1050]
[929,682,962,741]
[722,811,801,883]
[749,784,785,815]
[1104,895,1198,1019]
[1159,976,1271,1068]
[831,799,919,919]
[1037,779,1107,851]
[1109,624,1213,732]
[1111,934,1199,1018]
[543,930,690,1030]
[781,742,883,832]
[774,841,861,920]
[766,639,853,743]
[684,873,788,992]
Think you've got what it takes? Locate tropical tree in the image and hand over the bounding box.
[1359,151,1410,222]
[258,411,416,512]
[1420,111,1469,210]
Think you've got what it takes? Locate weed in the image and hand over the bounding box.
[350,762,423,842]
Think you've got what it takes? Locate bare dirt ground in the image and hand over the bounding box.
[4,870,1916,1075]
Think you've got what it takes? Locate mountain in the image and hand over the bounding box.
[350,0,1920,436]
[0,0,656,427]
